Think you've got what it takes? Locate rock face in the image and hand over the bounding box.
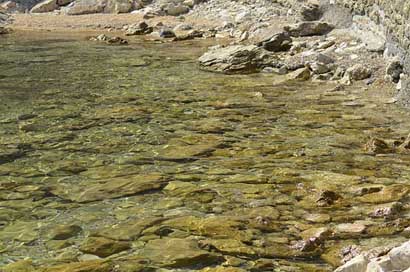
[63,0,132,15]
[198,45,274,74]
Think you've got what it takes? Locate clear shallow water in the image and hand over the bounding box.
[1,31,410,271]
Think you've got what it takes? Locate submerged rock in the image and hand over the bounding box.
[90,34,128,45]
[40,260,112,272]
[198,45,275,74]
[47,224,82,240]
[50,174,166,202]
[139,238,224,268]
[80,237,131,257]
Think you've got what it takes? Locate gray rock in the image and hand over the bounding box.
[63,0,132,15]
[30,0,58,13]
[386,58,403,83]
[284,21,334,37]
[345,64,371,81]
[63,0,105,14]
[256,31,292,52]
[388,241,410,270]
[309,62,330,74]
[125,21,153,35]
[287,67,311,81]
[315,53,335,65]
[159,28,176,38]
[334,255,368,272]
[164,3,189,16]
[300,3,321,21]
[198,45,274,74]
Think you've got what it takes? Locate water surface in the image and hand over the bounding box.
[1,31,410,271]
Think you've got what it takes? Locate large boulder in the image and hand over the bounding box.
[198,45,275,74]
[63,0,132,15]
[284,21,334,37]
[163,3,189,16]
[30,0,74,12]
[256,31,292,52]
[30,0,58,12]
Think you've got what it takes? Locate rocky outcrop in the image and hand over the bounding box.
[335,241,410,272]
[198,45,275,74]
[62,0,132,14]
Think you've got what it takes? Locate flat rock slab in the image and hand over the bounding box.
[198,45,274,74]
[139,238,224,268]
[50,174,166,202]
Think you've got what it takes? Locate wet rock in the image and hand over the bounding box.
[256,32,292,52]
[300,227,332,241]
[284,22,334,37]
[363,137,390,154]
[386,58,403,83]
[47,224,82,240]
[335,223,366,236]
[40,260,112,272]
[0,221,41,243]
[139,237,224,268]
[173,30,204,41]
[1,260,35,272]
[0,1,20,13]
[93,217,164,241]
[287,67,311,81]
[334,254,368,272]
[90,34,128,45]
[316,190,342,206]
[159,28,176,38]
[371,202,402,218]
[50,174,166,203]
[200,238,257,256]
[198,45,274,74]
[125,21,153,36]
[358,185,409,204]
[300,3,322,21]
[80,237,131,257]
